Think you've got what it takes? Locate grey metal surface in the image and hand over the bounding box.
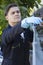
[0,48,3,65]
[32,25,43,65]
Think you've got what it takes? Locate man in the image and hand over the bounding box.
[1,3,33,65]
[1,3,42,65]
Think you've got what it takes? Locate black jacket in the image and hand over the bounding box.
[1,22,33,65]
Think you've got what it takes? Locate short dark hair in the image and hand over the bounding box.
[5,3,18,16]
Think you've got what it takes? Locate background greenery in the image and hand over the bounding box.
[0,0,42,44]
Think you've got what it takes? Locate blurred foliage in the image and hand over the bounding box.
[0,0,41,43]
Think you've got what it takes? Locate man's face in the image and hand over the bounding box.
[6,6,21,25]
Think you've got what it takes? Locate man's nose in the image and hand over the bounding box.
[15,12,19,15]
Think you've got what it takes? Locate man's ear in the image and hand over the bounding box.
[5,16,8,21]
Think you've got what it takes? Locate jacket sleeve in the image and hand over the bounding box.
[24,28,33,50]
[2,22,24,44]
[24,28,33,42]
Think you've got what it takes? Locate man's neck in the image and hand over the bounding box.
[8,22,18,27]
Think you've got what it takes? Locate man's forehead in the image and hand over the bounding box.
[9,7,20,12]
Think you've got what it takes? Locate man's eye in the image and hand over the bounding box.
[16,11,20,13]
[11,11,20,14]
[12,12,15,14]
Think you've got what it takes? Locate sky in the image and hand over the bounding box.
[41,0,43,4]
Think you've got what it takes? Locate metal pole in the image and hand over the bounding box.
[32,25,36,65]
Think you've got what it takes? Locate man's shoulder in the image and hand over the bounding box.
[3,27,8,32]
[2,26,9,35]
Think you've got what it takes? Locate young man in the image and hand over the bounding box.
[1,3,33,65]
[1,3,42,65]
